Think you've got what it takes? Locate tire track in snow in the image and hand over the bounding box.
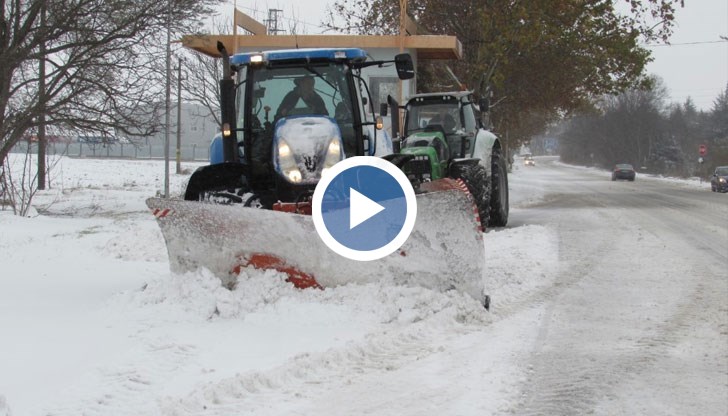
[490,190,614,320]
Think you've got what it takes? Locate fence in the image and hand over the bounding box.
[10,141,210,161]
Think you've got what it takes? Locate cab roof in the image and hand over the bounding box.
[407,91,473,102]
[231,48,368,65]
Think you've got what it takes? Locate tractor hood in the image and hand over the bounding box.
[273,116,344,185]
[403,131,445,148]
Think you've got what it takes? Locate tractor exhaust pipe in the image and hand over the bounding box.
[217,41,238,163]
[387,94,401,153]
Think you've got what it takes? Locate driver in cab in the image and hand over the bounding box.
[275,75,328,119]
[429,109,457,132]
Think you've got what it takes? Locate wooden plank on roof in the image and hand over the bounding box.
[181,34,462,60]
[404,14,430,35]
[234,9,267,35]
[234,9,268,35]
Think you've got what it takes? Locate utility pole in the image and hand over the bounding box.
[265,9,284,35]
[38,3,46,190]
[175,57,185,174]
[163,0,172,198]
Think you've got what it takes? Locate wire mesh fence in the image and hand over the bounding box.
[10,141,210,161]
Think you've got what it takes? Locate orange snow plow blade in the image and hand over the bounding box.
[232,253,322,289]
[147,178,487,305]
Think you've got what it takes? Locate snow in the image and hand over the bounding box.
[0,154,724,415]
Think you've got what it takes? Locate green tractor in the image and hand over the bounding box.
[388,91,509,227]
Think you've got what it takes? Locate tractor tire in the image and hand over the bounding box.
[488,148,509,227]
[450,163,490,229]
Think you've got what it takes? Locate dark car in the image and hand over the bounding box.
[710,166,728,192]
[611,164,635,181]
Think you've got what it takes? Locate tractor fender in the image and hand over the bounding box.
[209,133,224,164]
[449,158,481,169]
[470,129,499,177]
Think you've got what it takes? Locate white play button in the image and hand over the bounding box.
[349,188,385,229]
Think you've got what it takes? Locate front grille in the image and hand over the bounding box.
[404,155,432,182]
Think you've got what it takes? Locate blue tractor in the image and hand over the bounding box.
[184,44,414,209]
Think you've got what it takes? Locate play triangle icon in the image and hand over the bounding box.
[349,188,385,229]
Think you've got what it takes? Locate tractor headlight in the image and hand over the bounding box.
[277,139,302,183]
[323,138,343,169]
[286,169,302,183]
[320,138,343,180]
[278,141,291,158]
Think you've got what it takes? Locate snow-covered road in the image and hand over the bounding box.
[502,159,727,415]
[0,156,725,415]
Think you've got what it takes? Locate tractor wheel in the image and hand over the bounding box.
[450,163,490,229]
[488,148,509,227]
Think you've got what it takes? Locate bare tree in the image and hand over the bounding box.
[2,149,42,215]
[0,0,222,165]
[182,18,230,128]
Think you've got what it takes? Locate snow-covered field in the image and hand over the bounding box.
[0,155,722,415]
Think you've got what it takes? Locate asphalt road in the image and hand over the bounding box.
[504,158,728,415]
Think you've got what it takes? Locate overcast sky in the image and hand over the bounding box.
[221,0,728,110]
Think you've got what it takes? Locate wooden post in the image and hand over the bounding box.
[38,4,46,190]
[397,0,408,138]
[233,0,238,53]
[176,57,183,173]
[398,0,407,105]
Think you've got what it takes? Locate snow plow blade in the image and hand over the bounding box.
[147,179,486,304]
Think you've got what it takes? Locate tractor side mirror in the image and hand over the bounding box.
[394,53,415,80]
[379,102,388,117]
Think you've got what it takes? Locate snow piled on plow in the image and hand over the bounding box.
[122,266,489,324]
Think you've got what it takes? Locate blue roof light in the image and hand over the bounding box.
[231,48,368,65]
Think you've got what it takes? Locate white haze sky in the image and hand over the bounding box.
[219,0,728,110]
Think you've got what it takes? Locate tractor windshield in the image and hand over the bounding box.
[243,63,357,156]
[405,101,461,136]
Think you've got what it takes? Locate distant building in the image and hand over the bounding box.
[134,102,219,147]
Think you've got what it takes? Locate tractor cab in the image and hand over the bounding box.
[403,92,478,159]
[193,47,414,206]
[237,62,354,197]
